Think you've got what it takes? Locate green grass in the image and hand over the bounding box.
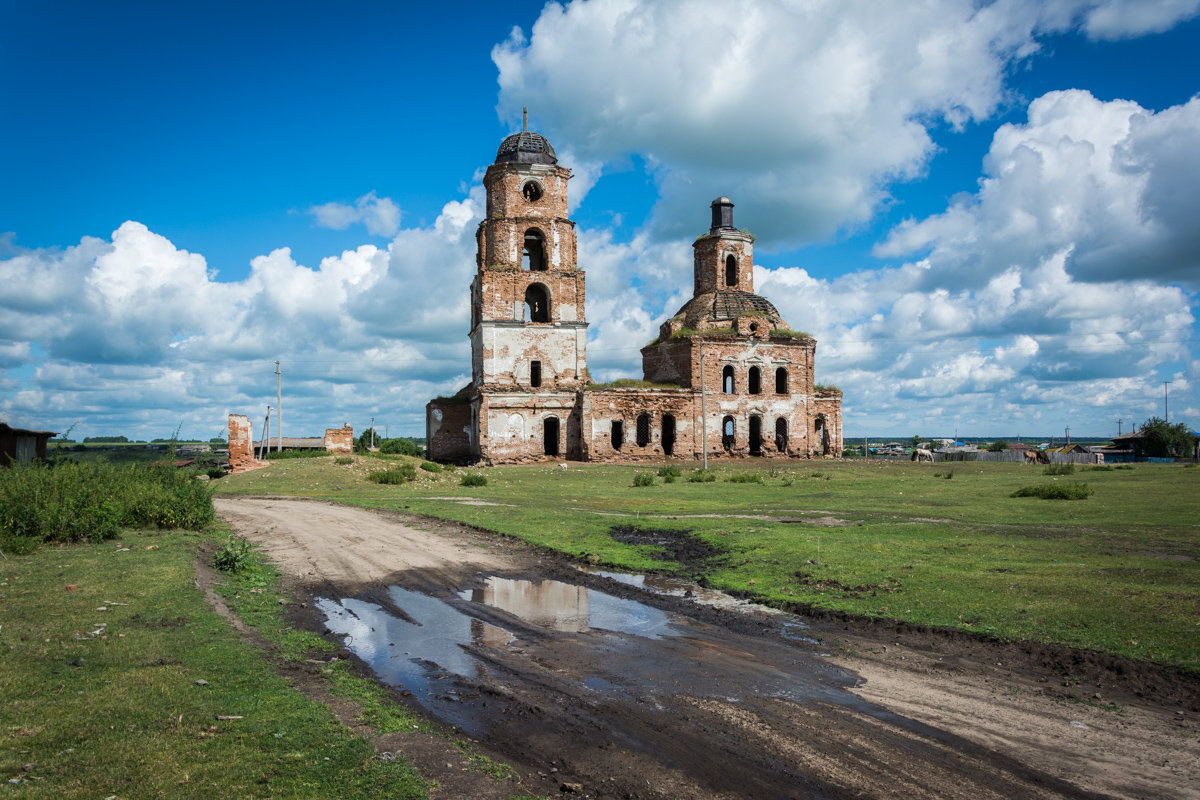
[215,458,1200,672]
[0,527,427,798]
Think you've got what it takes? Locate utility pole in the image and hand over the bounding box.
[1165,381,1172,423]
[699,341,708,470]
[370,417,375,449]
[1117,418,1122,436]
[1065,426,1070,446]
[275,361,282,453]
[259,406,272,460]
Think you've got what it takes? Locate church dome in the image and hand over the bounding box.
[495,130,557,165]
[709,290,781,322]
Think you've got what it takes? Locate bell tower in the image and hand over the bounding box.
[693,196,755,296]
[469,110,588,391]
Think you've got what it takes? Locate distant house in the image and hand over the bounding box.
[1046,444,1091,455]
[0,422,58,466]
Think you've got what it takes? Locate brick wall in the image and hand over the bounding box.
[227,414,267,472]
[323,424,353,453]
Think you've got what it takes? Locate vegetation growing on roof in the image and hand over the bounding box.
[770,328,813,340]
[584,378,683,391]
[814,383,842,394]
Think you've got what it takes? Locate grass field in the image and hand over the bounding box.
[0,526,427,798]
[216,456,1200,672]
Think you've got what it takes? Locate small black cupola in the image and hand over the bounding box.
[710,196,735,232]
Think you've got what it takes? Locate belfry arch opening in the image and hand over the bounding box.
[525,283,550,323]
[523,228,547,271]
[725,255,737,287]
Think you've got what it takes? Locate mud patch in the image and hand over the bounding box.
[793,570,903,599]
[608,525,725,571]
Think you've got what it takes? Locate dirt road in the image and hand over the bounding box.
[214,496,1199,800]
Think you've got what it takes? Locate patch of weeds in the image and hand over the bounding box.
[212,534,256,573]
[792,570,903,599]
[419,461,441,473]
[657,465,682,478]
[806,471,826,479]
[460,473,488,487]
[368,464,417,484]
[1114,465,1134,470]
[334,456,354,465]
[454,739,514,780]
[687,468,716,483]
[725,472,763,484]
[632,472,656,487]
[1082,465,1113,472]
[1043,463,1076,476]
[942,470,954,480]
[1011,482,1094,500]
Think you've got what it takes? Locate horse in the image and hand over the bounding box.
[1024,450,1050,464]
[911,448,934,462]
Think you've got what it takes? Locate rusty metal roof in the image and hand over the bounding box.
[495,130,557,165]
[710,291,780,321]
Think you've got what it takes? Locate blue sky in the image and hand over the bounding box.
[2,0,1197,442]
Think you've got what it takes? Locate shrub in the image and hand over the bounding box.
[419,461,442,473]
[334,456,354,465]
[367,463,416,484]
[1011,482,1094,500]
[460,473,488,487]
[212,535,255,573]
[1115,465,1134,470]
[0,461,214,551]
[657,465,682,478]
[987,440,1009,452]
[1082,465,1114,472]
[1043,463,1075,476]
[379,438,425,457]
[687,469,716,483]
[725,472,763,484]
[632,472,655,487]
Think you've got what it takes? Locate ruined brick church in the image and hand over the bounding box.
[426,121,842,464]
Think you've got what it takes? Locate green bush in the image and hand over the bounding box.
[334,456,354,465]
[419,461,442,473]
[0,461,214,551]
[687,469,716,483]
[1011,482,1094,500]
[379,438,424,457]
[657,465,682,478]
[460,473,488,487]
[632,472,655,487]
[212,535,255,573]
[367,463,417,484]
[725,472,763,484]
[1043,463,1075,476]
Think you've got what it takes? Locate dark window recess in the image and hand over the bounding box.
[749,415,762,455]
[661,414,676,456]
[525,283,550,323]
[530,360,542,387]
[611,420,624,450]
[748,366,761,395]
[722,365,734,394]
[725,254,737,287]
[522,181,542,202]
[636,413,651,447]
[524,229,547,271]
[722,416,735,451]
[775,417,788,452]
[775,367,788,394]
[544,417,560,456]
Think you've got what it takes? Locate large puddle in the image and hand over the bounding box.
[317,571,875,737]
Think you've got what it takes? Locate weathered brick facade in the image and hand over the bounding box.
[227,413,268,472]
[323,424,354,453]
[427,126,842,464]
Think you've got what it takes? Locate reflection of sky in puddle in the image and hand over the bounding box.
[315,586,513,731]
[461,576,680,640]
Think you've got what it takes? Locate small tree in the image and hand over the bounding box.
[379,437,424,457]
[355,428,382,452]
[1138,417,1196,458]
[911,434,922,448]
[987,440,1009,452]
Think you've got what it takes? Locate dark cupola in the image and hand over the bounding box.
[495,107,558,165]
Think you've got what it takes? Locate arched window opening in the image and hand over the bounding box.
[725,254,737,287]
[523,229,547,271]
[525,283,550,323]
[749,415,763,456]
[544,417,560,456]
[775,417,788,453]
[722,416,735,451]
[636,413,651,447]
[722,365,734,394]
[748,366,761,395]
[775,367,788,394]
[661,414,676,456]
[611,420,624,450]
[530,360,542,388]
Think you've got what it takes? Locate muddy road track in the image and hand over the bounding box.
[214,497,1199,800]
